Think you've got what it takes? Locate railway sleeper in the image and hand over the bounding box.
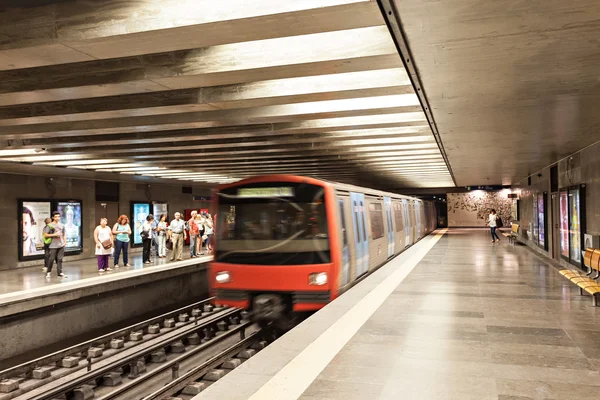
[178,313,190,323]
[182,382,206,395]
[187,333,201,345]
[217,321,228,331]
[203,369,225,382]
[171,341,186,353]
[102,372,122,387]
[221,358,242,369]
[72,384,94,400]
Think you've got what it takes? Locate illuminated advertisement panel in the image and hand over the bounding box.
[537,194,546,250]
[153,203,168,220]
[559,191,569,258]
[569,188,581,265]
[57,200,83,252]
[532,194,539,244]
[19,200,52,260]
[131,202,151,246]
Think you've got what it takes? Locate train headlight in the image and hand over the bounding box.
[215,271,232,284]
[308,272,328,286]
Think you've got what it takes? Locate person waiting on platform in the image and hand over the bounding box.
[187,210,199,258]
[43,211,67,278]
[112,215,131,268]
[42,217,53,271]
[156,214,168,258]
[488,209,501,243]
[141,214,154,264]
[195,213,206,255]
[167,212,186,261]
[94,217,114,273]
[204,214,214,254]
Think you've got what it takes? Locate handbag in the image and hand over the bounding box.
[166,239,173,251]
[101,239,113,249]
[496,215,503,228]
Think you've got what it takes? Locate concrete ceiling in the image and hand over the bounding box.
[0,0,455,189]
[391,0,600,186]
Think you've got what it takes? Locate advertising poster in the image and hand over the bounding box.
[559,191,569,258]
[132,203,150,245]
[537,194,545,249]
[21,201,52,259]
[569,188,581,264]
[57,201,83,252]
[153,203,168,220]
[532,194,538,244]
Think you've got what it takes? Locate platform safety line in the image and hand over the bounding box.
[248,228,447,400]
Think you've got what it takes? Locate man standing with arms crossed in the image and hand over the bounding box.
[43,211,67,278]
[167,212,187,261]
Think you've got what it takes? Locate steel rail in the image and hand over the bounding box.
[98,322,256,400]
[0,298,215,380]
[27,308,240,400]
[142,330,263,400]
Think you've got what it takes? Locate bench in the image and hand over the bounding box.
[502,223,520,244]
[559,248,600,306]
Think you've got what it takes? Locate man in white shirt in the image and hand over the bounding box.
[167,212,187,261]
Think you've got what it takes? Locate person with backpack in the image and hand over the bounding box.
[41,217,53,273]
[43,211,67,278]
[488,209,501,243]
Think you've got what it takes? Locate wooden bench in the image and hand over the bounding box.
[502,223,520,244]
[559,248,600,306]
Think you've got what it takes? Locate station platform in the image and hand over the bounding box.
[198,229,600,400]
[0,246,203,296]
[0,249,212,366]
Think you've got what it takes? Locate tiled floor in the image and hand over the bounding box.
[0,245,203,295]
[300,229,600,400]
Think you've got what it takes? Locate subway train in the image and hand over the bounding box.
[209,175,436,324]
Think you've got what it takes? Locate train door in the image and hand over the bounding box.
[384,197,394,258]
[350,192,369,277]
[338,198,350,286]
[415,201,422,239]
[402,199,410,246]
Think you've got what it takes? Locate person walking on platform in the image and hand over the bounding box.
[488,209,501,243]
[156,214,168,258]
[188,210,199,258]
[94,218,114,272]
[112,215,131,268]
[141,215,154,264]
[168,212,186,261]
[43,211,67,278]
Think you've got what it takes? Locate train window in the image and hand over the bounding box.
[394,202,404,232]
[368,202,384,240]
[339,200,348,247]
[360,201,367,242]
[216,182,330,265]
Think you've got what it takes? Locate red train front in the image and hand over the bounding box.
[209,175,340,323]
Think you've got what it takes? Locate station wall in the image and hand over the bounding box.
[514,140,600,266]
[447,190,514,227]
[0,173,213,270]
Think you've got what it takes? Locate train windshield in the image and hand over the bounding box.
[216,182,330,265]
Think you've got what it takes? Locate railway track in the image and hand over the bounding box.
[0,299,273,399]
